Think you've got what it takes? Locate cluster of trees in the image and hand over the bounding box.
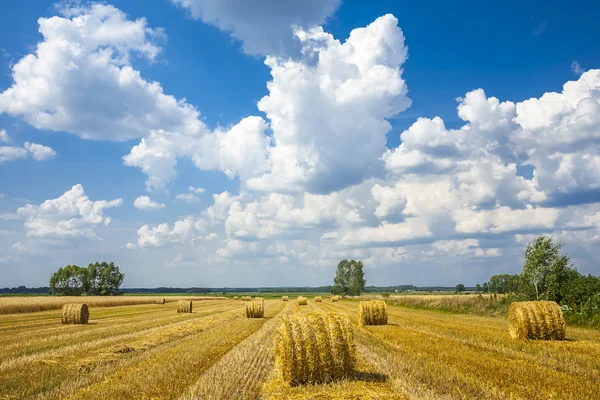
[478,236,600,319]
[332,259,366,295]
[49,262,124,296]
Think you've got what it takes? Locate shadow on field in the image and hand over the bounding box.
[353,370,388,383]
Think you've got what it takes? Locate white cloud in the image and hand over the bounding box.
[133,195,165,210]
[0,146,28,164]
[17,184,122,239]
[0,4,203,141]
[171,0,341,55]
[125,242,137,250]
[188,186,205,194]
[247,15,411,193]
[137,216,199,247]
[0,130,57,164]
[23,142,56,161]
[176,193,201,203]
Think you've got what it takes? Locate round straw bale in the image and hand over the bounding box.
[177,300,193,313]
[155,298,166,304]
[61,303,89,324]
[234,295,239,300]
[274,311,356,386]
[245,298,265,318]
[331,295,340,302]
[282,296,289,301]
[297,296,308,306]
[359,300,388,326]
[315,296,322,303]
[508,301,566,340]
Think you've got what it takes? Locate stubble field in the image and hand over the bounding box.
[1,296,599,399]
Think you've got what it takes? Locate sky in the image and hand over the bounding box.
[0,0,599,288]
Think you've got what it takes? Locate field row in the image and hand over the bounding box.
[0,298,599,399]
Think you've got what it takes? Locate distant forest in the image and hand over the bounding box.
[0,284,468,295]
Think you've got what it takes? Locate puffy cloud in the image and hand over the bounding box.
[188,186,205,194]
[124,116,269,191]
[0,130,57,164]
[247,14,410,193]
[133,195,165,210]
[171,0,341,55]
[136,216,200,247]
[0,3,202,141]
[23,142,56,161]
[17,184,122,239]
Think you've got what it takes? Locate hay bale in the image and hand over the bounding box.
[274,311,356,386]
[61,303,89,324]
[177,300,193,313]
[245,298,265,318]
[358,300,388,326]
[234,296,239,300]
[155,298,166,304]
[508,301,566,340]
[297,296,308,306]
[241,296,251,301]
[282,296,289,302]
[331,295,340,302]
[315,296,322,303]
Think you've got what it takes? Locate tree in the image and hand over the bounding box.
[520,236,573,301]
[349,261,366,296]
[456,284,465,293]
[482,282,489,293]
[487,274,520,294]
[86,262,124,295]
[332,260,366,296]
[49,262,124,296]
[475,284,482,292]
[49,265,87,296]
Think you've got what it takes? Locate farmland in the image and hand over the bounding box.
[1,296,599,399]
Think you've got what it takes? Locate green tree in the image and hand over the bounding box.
[87,262,124,295]
[456,284,465,293]
[482,282,489,293]
[487,274,520,294]
[475,284,482,292]
[49,265,87,296]
[332,259,366,296]
[349,261,366,296]
[520,236,573,301]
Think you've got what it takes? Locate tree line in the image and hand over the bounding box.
[49,262,124,296]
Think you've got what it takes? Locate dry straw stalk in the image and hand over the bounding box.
[177,300,193,313]
[61,303,89,324]
[282,296,288,301]
[297,296,308,306]
[274,311,356,386]
[245,299,265,318]
[508,301,566,340]
[359,300,388,326]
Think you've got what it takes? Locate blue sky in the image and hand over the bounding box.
[0,0,599,288]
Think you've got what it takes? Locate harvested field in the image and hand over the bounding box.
[1,296,599,399]
[0,296,225,314]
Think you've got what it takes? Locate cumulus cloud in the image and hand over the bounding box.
[171,0,341,55]
[133,195,165,210]
[176,193,201,203]
[0,3,202,141]
[17,184,122,239]
[23,142,56,161]
[0,130,56,164]
[188,186,205,194]
[245,15,410,193]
